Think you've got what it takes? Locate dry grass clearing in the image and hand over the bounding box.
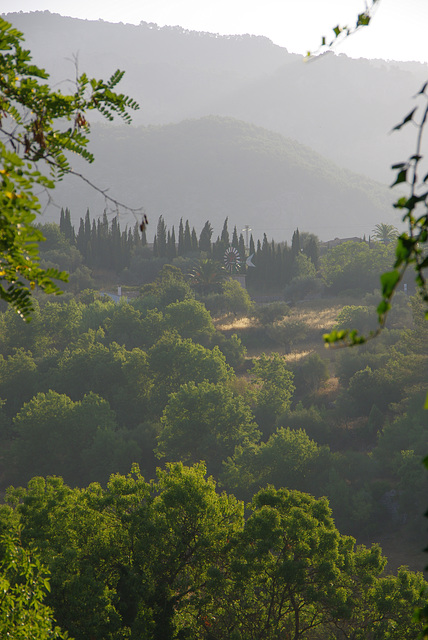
[214,316,254,331]
[214,297,373,373]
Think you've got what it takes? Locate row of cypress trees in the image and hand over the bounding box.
[60,208,319,290]
[60,208,147,272]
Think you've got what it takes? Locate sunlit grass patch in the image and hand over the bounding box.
[214,316,253,331]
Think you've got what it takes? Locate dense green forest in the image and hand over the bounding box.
[1,212,427,638]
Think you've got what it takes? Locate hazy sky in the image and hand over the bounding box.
[3,0,428,63]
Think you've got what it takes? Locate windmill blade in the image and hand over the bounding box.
[246,253,256,268]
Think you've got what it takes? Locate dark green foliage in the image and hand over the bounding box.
[374,393,428,475]
[140,264,194,309]
[250,352,295,435]
[222,279,253,316]
[223,427,331,501]
[334,304,379,334]
[148,331,232,415]
[2,464,425,640]
[198,220,213,254]
[289,352,329,398]
[189,258,225,295]
[321,240,395,295]
[102,302,146,349]
[9,390,119,486]
[0,348,38,417]
[156,215,167,258]
[164,298,215,342]
[278,403,331,445]
[210,332,247,370]
[157,381,260,475]
[266,317,309,352]
[253,301,290,325]
[0,531,66,640]
[336,363,406,418]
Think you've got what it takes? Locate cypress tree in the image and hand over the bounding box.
[167,229,177,260]
[90,219,97,267]
[184,220,192,254]
[238,233,246,261]
[249,234,255,256]
[191,227,198,252]
[76,218,85,257]
[84,209,91,248]
[133,222,141,246]
[304,236,320,270]
[65,208,75,243]
[141,226,147,246]
[111,216,122,270]
[59,208,65,235]
[199,220,213,254]
[212,235,221,261]
[170,226,177,259]
[291,228,300,258]
[156,215,167,258]
[178,218,185,256]
[232,225,239,249]
[220,218,229,246]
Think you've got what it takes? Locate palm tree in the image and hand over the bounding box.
[189,259,226,295]
[371,223,399,245]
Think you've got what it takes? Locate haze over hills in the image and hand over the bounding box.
[48,117,395,241]
[7,11,428,183]
[4,11,416,238]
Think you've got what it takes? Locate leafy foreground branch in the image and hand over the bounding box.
[0,17,140,318]
[1,463,427,640]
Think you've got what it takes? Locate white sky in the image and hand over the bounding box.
[3,0,428,64]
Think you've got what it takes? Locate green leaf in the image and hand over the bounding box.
[380,270,401,298]
[390,169,408,187]
[392,108,417,131]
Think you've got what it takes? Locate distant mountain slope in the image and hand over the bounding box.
[4,11,295,124]
[5,11,428,183]
[48,116,397,242]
